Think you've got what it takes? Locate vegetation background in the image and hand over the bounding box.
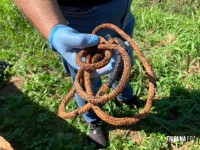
[0,0,199,149]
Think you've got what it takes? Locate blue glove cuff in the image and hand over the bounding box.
[49,24,67,51]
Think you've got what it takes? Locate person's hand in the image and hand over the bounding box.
[90,50,117,78]
[49,24,118,77]
[90,40,134,78]
[49,24,99,69]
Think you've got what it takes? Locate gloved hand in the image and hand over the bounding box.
[49,24,117,77]
[91,41,134,77]
[90,50,117,78]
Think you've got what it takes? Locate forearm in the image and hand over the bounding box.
[15,0,67,39]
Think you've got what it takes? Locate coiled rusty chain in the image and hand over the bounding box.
[58,23,156,126]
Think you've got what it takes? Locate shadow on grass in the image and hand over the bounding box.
[0,77,93,150]
[142,86,200,136]
[106,86,200,139]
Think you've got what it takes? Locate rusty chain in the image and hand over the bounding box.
[58,23,156,126]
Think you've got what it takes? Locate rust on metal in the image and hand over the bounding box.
[58,23,156,126]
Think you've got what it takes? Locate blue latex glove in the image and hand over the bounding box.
[91,41,134,78]
[90,50,117,78]
[49,24,117,77]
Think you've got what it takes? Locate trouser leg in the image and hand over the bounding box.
[63,60,101,123]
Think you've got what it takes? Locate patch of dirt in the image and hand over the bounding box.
[10,76,24,89]
[0,76,25,96]
[135,40,149,50]
[159,34,176,46]
[188,63,200,74]
[109,129,145,145]
[0,136,14,150]
[147,29,154,35]
[169,141,196,150]
[183,62,200,80]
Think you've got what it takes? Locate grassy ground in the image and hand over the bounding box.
[0,0,199,149]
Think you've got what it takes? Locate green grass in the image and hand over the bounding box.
[0,0,200,149]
